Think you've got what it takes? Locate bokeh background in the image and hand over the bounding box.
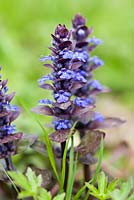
[0,0,134,177]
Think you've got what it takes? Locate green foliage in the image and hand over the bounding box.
[53,193,65,200]
[85,171,118,200]
[8,167,65,200]
[9,167,43,199]
[110,178,134,200]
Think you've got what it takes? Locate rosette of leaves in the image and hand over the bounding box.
[0,68,23,170]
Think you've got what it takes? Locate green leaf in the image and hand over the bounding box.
[8,171,31,191]
[73,185,86,200]
[26,167,42,193]
[85,182,98,194]
[107,179,118,192]
[111,178,134,200]
[61,122,77,189]
[98,172,107,194]
[53,193,65,200]
[38,189,51,200]
[18,190,32,199]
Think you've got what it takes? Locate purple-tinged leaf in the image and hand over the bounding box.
[5,92,16,102]
[76,41,89,48]
[51,34,61,43]
[89,117,126,129]
[43,63,54,69]
[39,83,54,90]
[71,82,85,93]
[76,130,105,155]
[0,111,8,117]
[76,110,95,124]
[2,79,8,87]
[71,61,82,70]
[8,109,21,122]
[49,129,73,143]
[32,105,53,116]
[48,47,58,54]
[73,104,94,117]
[0,132,23,144]
[54,101,71,110]
[59,41,72,50]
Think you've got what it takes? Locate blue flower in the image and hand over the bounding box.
[74,97,93,108]
[93,112,104,122]
[60,50,73,59]
[40,55,54,62]
[54,119,72,130]
[74,70,87,83]
[5,104,19,111]
[0,125,16,135]
[88,37,102,46]
[1,86,8,94]
[38,99,53,105]
[38,74,53,85]
[57,69,74,80]
[89,56,104,67]
[54,90,71,103]
[73,51,88,62]
[89,80,103,91]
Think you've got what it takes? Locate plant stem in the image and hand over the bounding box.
[83,164,91,182]
[61,141,69,192]
[80,130,93,200]
[5,156,15,171]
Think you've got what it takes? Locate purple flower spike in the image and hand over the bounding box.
[35,15,107,145]
[0,67,22,158]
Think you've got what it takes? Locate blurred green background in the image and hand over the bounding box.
[0,0,133,133]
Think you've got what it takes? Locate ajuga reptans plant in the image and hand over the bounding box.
[33,14,125,192]
[0,67,22,171]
